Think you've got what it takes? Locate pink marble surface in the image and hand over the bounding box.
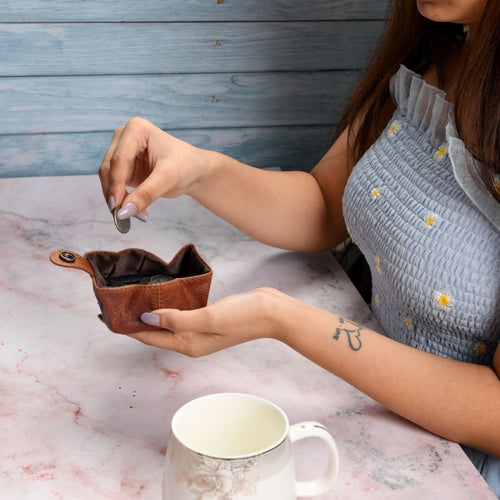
[0,175,495,499]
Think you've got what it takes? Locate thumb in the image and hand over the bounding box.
[116,167,170,220]
[141,307,213,334]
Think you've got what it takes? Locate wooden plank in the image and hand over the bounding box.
[0,126,333,177]
[3,0,388,22]
[0,71,358,134]
[0,22,383,76]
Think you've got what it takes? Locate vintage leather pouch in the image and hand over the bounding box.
[49,244,212,334]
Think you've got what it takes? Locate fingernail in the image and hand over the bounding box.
[117,202,137,220]
[108,195,115,211]
[134,212,148,223]
[141,312,160,327]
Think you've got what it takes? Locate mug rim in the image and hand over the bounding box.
[171,392,290,460]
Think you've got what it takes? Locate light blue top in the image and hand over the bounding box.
[342,65,500,495]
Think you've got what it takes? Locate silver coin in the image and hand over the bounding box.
[113,205,131,234]
[148,274,175,283]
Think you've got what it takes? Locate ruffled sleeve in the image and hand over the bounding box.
[390,65,500,232]
[446,121,500,232]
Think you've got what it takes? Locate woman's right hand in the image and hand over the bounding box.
[98,117,214,219]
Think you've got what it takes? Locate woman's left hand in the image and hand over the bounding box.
[129,287,293,357]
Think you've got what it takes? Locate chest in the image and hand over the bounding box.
[343,114,500,327]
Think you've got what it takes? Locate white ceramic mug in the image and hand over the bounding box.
[162,393,339,499]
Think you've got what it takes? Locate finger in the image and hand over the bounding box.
[132,307,216,356]
[129,328,226,357]
[133,209,149,223]
[118,163,172,217]
[98,125,125,209]
[108,117,150,208]
[142,307,214,335]
[128,329,182,350]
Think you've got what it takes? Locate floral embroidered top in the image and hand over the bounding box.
[343,65,500,366]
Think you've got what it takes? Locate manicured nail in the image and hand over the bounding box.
[108,195,115,211]
[141,312,160,327]
[134,212,148,223]
[117,202,137,220]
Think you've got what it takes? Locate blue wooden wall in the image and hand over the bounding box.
[0,0,386,177]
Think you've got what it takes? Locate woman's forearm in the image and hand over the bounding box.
[188,151,347,252]
[135,286,500,455]
[275,297,500,456]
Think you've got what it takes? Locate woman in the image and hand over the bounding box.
[99,0,500,493]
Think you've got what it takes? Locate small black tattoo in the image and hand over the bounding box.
[332,317,362,351]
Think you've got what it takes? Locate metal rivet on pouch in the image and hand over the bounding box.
[59,251,76,263]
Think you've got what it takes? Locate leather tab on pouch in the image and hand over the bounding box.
[49,249,95,276]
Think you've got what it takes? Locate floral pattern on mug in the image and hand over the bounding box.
[176,455,260,499]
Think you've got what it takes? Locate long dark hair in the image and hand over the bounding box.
[335,0,499,202]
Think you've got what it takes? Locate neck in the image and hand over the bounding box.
[439,22,477,101]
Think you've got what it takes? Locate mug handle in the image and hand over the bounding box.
[289,421,339,497]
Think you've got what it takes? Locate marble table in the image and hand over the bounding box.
[0,175,496,499]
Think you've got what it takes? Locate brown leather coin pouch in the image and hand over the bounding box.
[49,244,212,334]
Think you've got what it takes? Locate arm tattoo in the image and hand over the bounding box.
[332,317,363,351]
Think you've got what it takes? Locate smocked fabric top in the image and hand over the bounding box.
[342,65,500,366]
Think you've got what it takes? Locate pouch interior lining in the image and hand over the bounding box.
[86,247,210,287]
